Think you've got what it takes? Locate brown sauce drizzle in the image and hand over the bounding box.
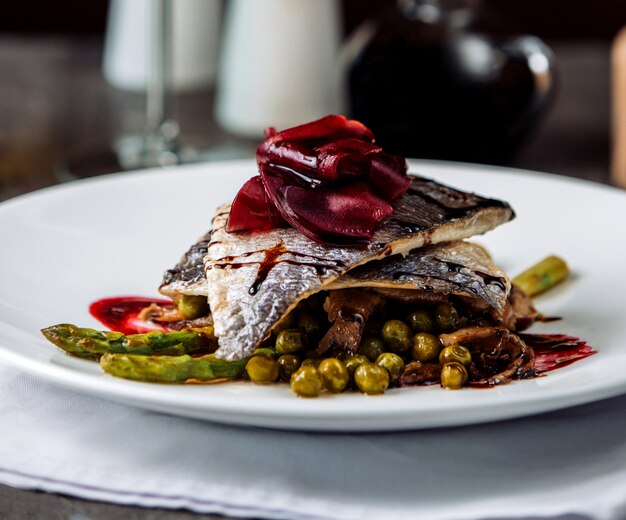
[209,243,347,295]
[248,243,288,295]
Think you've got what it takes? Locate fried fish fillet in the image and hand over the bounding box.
[201,175,514,360]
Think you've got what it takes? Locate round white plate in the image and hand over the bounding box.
[0,160,624,432]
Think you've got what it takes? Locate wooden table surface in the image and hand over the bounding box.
[0,35,619,519]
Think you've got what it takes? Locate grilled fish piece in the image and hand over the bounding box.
[160,231,211,298]
[327,240,510,310]
[204,175,514,360]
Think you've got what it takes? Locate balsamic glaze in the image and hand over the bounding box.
[248,243,287,295]
[209,243,346,295]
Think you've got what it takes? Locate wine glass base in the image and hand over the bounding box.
[115,134,198,171]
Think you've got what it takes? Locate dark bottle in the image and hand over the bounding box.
[346,0,556,164]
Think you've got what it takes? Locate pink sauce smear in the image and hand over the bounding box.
[90,297,597,373]
[520,333,597,373]
[89,296,174,335]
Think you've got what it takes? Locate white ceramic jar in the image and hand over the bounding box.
[215,0,344,138]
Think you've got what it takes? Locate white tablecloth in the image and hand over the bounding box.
[1,359,625,520]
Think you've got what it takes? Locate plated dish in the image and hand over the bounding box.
[41,117,592,397]
[0,140,625,430]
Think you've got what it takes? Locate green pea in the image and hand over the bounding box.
[245,355,279,384]
[381,320,412,352]
[406,309,435,333]
[343,354,369,378]
[440,362,468,390]
[359,336,385,362]
[176,294,210,320]
[318,358,349,393]
[277,354,301,381]
[412,332,442,362]
[434,303,460,332]
[439,344,472,367]
[375,352,405,383]
[290,366,323,397]
[354,363,390,395]
[275,329,307,355]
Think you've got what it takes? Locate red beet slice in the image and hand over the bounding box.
[256,140,319,180]
[227,175,285,232]
[315,138,382,181]
[262,165,393,244]
[266,115,374,144]
[368,153,411,201]
[258,138,382,184]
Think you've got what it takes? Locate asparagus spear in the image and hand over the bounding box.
[41,324,218,361]
[100,352,245,383]
[100,348,276,383]
[512,255,570,297]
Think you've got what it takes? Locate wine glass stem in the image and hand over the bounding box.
[112,0,195,170]
[146,0,175,143]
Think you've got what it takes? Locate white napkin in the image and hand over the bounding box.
[1,358,625,520]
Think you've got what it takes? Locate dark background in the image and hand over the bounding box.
[0,0,623,196]
[2,0,626,39]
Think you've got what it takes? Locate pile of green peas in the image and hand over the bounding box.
[243,301,474,397]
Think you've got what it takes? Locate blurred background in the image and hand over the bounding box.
[1,0,626,201]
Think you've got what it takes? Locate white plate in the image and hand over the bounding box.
[1,160,625,432]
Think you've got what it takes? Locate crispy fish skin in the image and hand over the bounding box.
[369,177,514,257]
[159,231,211,298]
[327,241,510,310]
[160,207,233,298]
[205,175,514,360]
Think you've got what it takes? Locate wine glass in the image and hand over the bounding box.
[59,0,202,180]
[114,0,196,170]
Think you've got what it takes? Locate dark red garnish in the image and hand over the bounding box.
[262,114,374,144]
[262,165,393,244]
[229,114,410,245]
[89,297,173,335]
[368,152,412,201]
[227,176,285,233]
[257,141,319,182]
[315,138,382,181]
